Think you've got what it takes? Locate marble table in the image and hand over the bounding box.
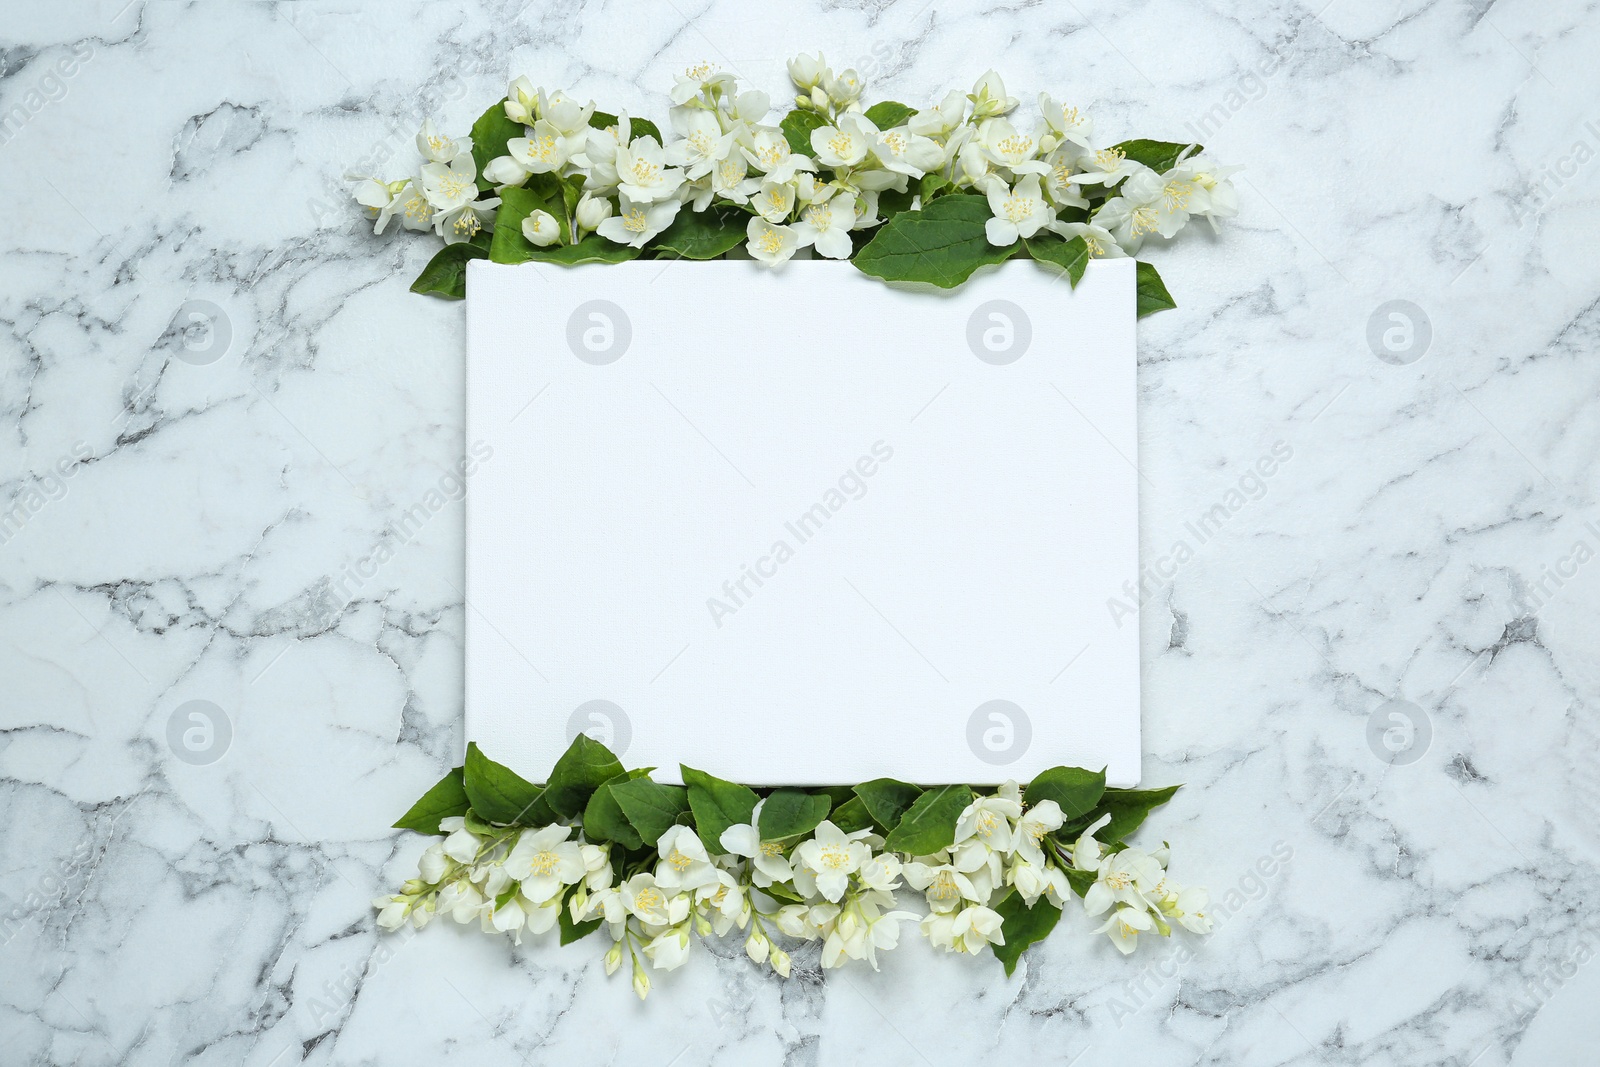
[2,2,1597,1064]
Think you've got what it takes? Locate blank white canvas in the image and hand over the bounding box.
[465,258,1141,787]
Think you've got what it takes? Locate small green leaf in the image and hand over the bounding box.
[558,897,604,945]
[392,767,470,834]
[471,101,526,190]
[1110,138,1198,175]
[582,769,650,850]
[1025,235,1091,288]
[649,206,749,260]
[462,742,552,825]
[409,235,489,300]
[883,785,973,855]
[919,173,953,202]
[682,765,760,854]
[610,778,691,849]
[830,795,875,835]
[1023,766,1106,823]
[758,789,831,841]
[812,785,856,808]
[780,108,828,156]
[864,101,916,130]
[590,110,661,144]
[991,890,1063,976]
[853,778,924,832]
[1098,784,1181,843]
[1135,260,1177,318]
[853,194,1016,289]
[544,734,624,819]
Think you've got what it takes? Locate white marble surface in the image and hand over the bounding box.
[2,1,1598,1064]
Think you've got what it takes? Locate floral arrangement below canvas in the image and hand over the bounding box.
[349,54,1238,304]
[375,738,1211,998]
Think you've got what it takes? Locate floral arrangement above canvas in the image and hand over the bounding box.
[352,54,1238,997]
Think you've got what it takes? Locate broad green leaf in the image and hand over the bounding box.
[527,237,641,266]
[1023,766,1106,823]
[864,100,916,130]
[392,767,470,833]
[1110,138,1198,175]
[991,890,1063,976]
[558,898,604,945]
[610,778,691,848]
[490,185,561,264]
[853,194,1017,289]
[830,796,875,835]
[409,235,489,300]
[649,206,748,260]
[1135,260,1177,318]
[1098,784,1181,842]
[780,108,828,156]
[1025,235,1090,288]
[813,785,856,808]
[758,789,831,841]
[471,101,525,190]
[581,769,650,850]
[591,110,662,144]
[853,778,924,832]
[682,765,760,854]
[544,734,624,819]
[462,742,551,825]
[883,785,973,855]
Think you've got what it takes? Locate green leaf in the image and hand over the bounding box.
[852,778,924,832]
[919,173,953,202]
[876,186,915,222]
[758,789,831,841]
[558,897,604,945]
[409,235,489,300]
[544,734,624,819]
[1098,784,1181,843]
[1110,138,1198,175]
[682,765,760,854]
[883,785,973,855]
[1025,235,1091,288]
[1023,766,1106,823]
[1062,866,1096,897]
[392,767,470,834]
[462,742,552,826]
[780,108,828,156]
[471,101,525,189]
[590,110,662,144]
[830,795,875,835]
[649,206,749,260]
[490,185,560,264]
[610,778,691,849]
[813,785,856,808]
[1136,260,1177,318]
[853,194,1016,289]
[529,237,642,266]
[864,101,916,130]
[991,890,1063,976]
[581,769,650,850]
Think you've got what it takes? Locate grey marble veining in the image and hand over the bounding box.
[2,1,1599,1064]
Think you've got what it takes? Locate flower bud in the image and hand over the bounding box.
[604,941,624,975]
[575,193,612,235]
[745,926,770,963]
[769,947,791,977]
[810,86,829,110]
[522,210,560,247]
[632,958,651,1000]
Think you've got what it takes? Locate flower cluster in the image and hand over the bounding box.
[350,56,1238,300]
[375,740,1208,998]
